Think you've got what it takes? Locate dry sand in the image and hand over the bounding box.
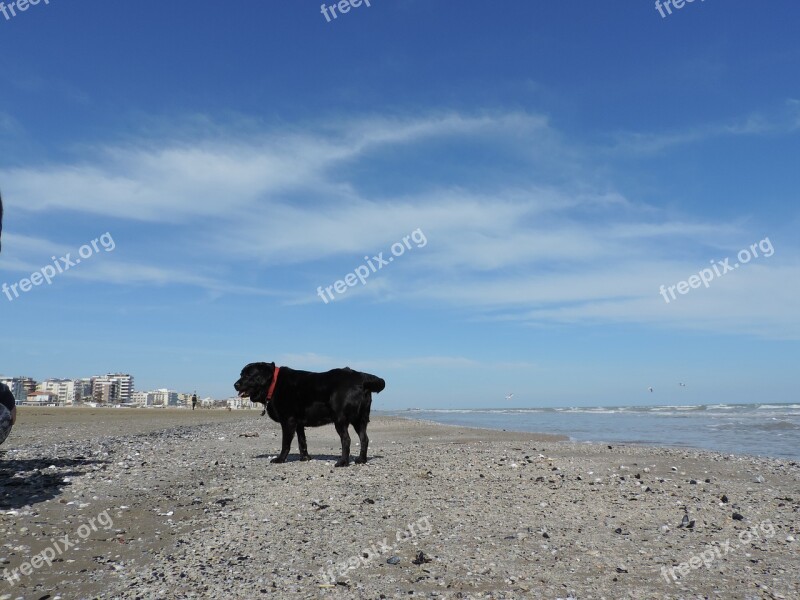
[1,408,798,600]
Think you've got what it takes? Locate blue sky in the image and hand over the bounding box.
[1,0,798,408]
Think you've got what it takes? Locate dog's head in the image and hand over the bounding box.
[234,362,276,405]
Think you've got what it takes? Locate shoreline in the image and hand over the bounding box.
[378,406,800,462]
[2,410,798,598]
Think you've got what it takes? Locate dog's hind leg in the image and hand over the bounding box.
[353,392,372,464]
[296,426,310,461]
[353,420,369,464]
[334,421,351,467]
[271,421,296,464]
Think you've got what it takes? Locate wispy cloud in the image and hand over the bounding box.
[609,100,800,155]
[1,109,797,338]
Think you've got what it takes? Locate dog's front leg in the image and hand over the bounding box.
[272,421,296,463]
[296,426,310,461]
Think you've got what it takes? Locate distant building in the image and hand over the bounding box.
[150,389,179,407]
[131,391,152,407]
[226,396,256,410]
[178,393,193,408]
[92,377,118,405]
[37,379,76,405]
[25,390,59,406]
[91,373,134,405]
[74,378,93,404]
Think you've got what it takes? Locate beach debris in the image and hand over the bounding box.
[678,514,694,528]
[690,479,697,484]
[721,494,729,503]
[754,475,764,483]
[311,501,329,510]
[386,556,401,565]
[411,551,432,565]
[615,565,628,573]
[238,432,259,438]
[363,498,375,504]
[732,512,745,521]
[786,536,795,542]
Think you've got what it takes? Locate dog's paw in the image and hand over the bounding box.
[334,459,350,467]
[270,457,286,464]
[299,455,311,461]
[260,409,266,417]
[354,456,368,464]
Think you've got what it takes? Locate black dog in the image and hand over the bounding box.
[0,193,15,445]
[234,362,385,466]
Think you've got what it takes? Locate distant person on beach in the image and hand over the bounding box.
[192,393,197,411]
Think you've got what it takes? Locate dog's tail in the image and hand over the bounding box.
[362,373,386,394]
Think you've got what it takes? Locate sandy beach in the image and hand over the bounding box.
[1,408,798,600]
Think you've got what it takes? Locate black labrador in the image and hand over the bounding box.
[234,362,385,466]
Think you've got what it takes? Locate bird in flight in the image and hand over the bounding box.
[648,387,654,393]
[505,393,514,401]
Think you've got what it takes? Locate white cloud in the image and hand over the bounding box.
[1,109,797,338]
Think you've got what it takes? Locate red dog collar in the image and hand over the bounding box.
[267,367,280,401]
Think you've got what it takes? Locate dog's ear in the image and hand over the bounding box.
[248,362,275,384]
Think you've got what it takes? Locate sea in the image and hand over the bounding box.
[381,403,800,460]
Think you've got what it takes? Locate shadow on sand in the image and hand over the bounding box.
[252,453,384,463]
[0,453,108,509]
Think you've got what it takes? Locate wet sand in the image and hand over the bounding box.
[1,408,798,599]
